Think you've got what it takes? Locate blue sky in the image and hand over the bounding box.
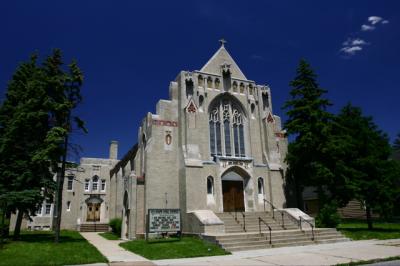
[0,1,398,161]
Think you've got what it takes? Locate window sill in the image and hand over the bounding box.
[214,155,253,162]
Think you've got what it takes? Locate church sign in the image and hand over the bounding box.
[148,209,181,234]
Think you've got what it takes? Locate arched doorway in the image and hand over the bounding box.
[221,168,247,212]
[85,195,103,222]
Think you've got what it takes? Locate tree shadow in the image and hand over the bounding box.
[5,231,86,244]
[341,228,400,233]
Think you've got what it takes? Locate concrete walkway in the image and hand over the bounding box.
[80,232,153,265]
[79,233,400,266]
[153,239,400,266]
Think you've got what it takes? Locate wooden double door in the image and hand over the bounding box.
[87,203,100,222]
[222,180,245,212]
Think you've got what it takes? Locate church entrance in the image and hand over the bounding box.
[222,180,244,212]
[87,203,100,222]
[85,195,103,222]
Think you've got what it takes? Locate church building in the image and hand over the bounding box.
[14,41,290,237]
[109,40,289,238]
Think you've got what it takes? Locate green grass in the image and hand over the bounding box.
[99,231,120,240]
[120,236,230,260]
[338,220,400,240]
[0,230,107,266]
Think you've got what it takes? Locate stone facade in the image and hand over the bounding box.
[12,43,289,238]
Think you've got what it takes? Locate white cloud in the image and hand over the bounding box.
[368,16,383,25]
[339,16,389,58]
[343,38,367,46]
[361,24,376,31]
[341,46,363,55]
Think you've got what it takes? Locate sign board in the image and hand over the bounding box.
[148,209,181,233]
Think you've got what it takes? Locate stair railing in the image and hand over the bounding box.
[241,212,246,232]
[263,199,287,229]
[299,216,314,241]
[258,217,272,245]
[263,198,275,219]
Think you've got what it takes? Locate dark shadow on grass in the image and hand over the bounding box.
[147,238,180,244]
[6,231,86,244]
[339,228,400,233]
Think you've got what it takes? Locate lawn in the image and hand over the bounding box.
[0,230,107,266]
[120,236,230,260]
[99,231,120,240]
[338,220,400,240]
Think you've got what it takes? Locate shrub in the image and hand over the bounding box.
[109,218,122,236]
[316,202,341,228]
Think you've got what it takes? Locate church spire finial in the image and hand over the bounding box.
[219,38,227,47]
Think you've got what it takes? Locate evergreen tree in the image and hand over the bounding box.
[42,50,85,243]
[335,104,400,229]
[283,59,333,209]
[0,55,55,239]
[394,133,400,153]
[0,50,85,240]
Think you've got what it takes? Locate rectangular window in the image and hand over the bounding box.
[224,120,231,156]
[239,125,245,157]
[92,181,98,191]
[35,205,42,216]
[234,125,239,157]
[216,122,222,155]
[67,176,73,191]
[101,180,106,191]
[67,201,71,211]
[84,179,90,192]
[45,204,51,215]
[209,121,215,156]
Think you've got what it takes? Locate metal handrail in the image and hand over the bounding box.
[258,217,272,245]
[241,212,246,232]
[263,198,275,219]
[263,199,288,229]
[299,216,314,241]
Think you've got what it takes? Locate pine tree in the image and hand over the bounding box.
[335,104,400,229]
[283,59,333,209]
[0,50,85,240]
[394,133,400,153]
[42,50,85,243]
[0,55,55,239]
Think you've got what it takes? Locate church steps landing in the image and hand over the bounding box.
[79,223,109,232]
[211,213,349,251]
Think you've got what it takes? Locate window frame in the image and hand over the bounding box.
[209,97,246,158]
[84,179,90,192]
[101,179,106,192]
[258,177,265,195]
[207,176,214,195]
[44,203,51,216]
[67,176,74,191]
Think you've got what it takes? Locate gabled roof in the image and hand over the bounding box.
[200,44,247,80]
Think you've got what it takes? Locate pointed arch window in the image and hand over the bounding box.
[207,176,214,195]
[258,177,264,195]
[209,97,246,158]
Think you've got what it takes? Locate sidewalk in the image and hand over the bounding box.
[80,232,153,265]
[154,239,400,266]
[80,233,400,266]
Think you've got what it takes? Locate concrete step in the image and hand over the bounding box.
[80,223,109,232]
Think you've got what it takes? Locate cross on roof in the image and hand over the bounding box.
[219,38,227,47]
